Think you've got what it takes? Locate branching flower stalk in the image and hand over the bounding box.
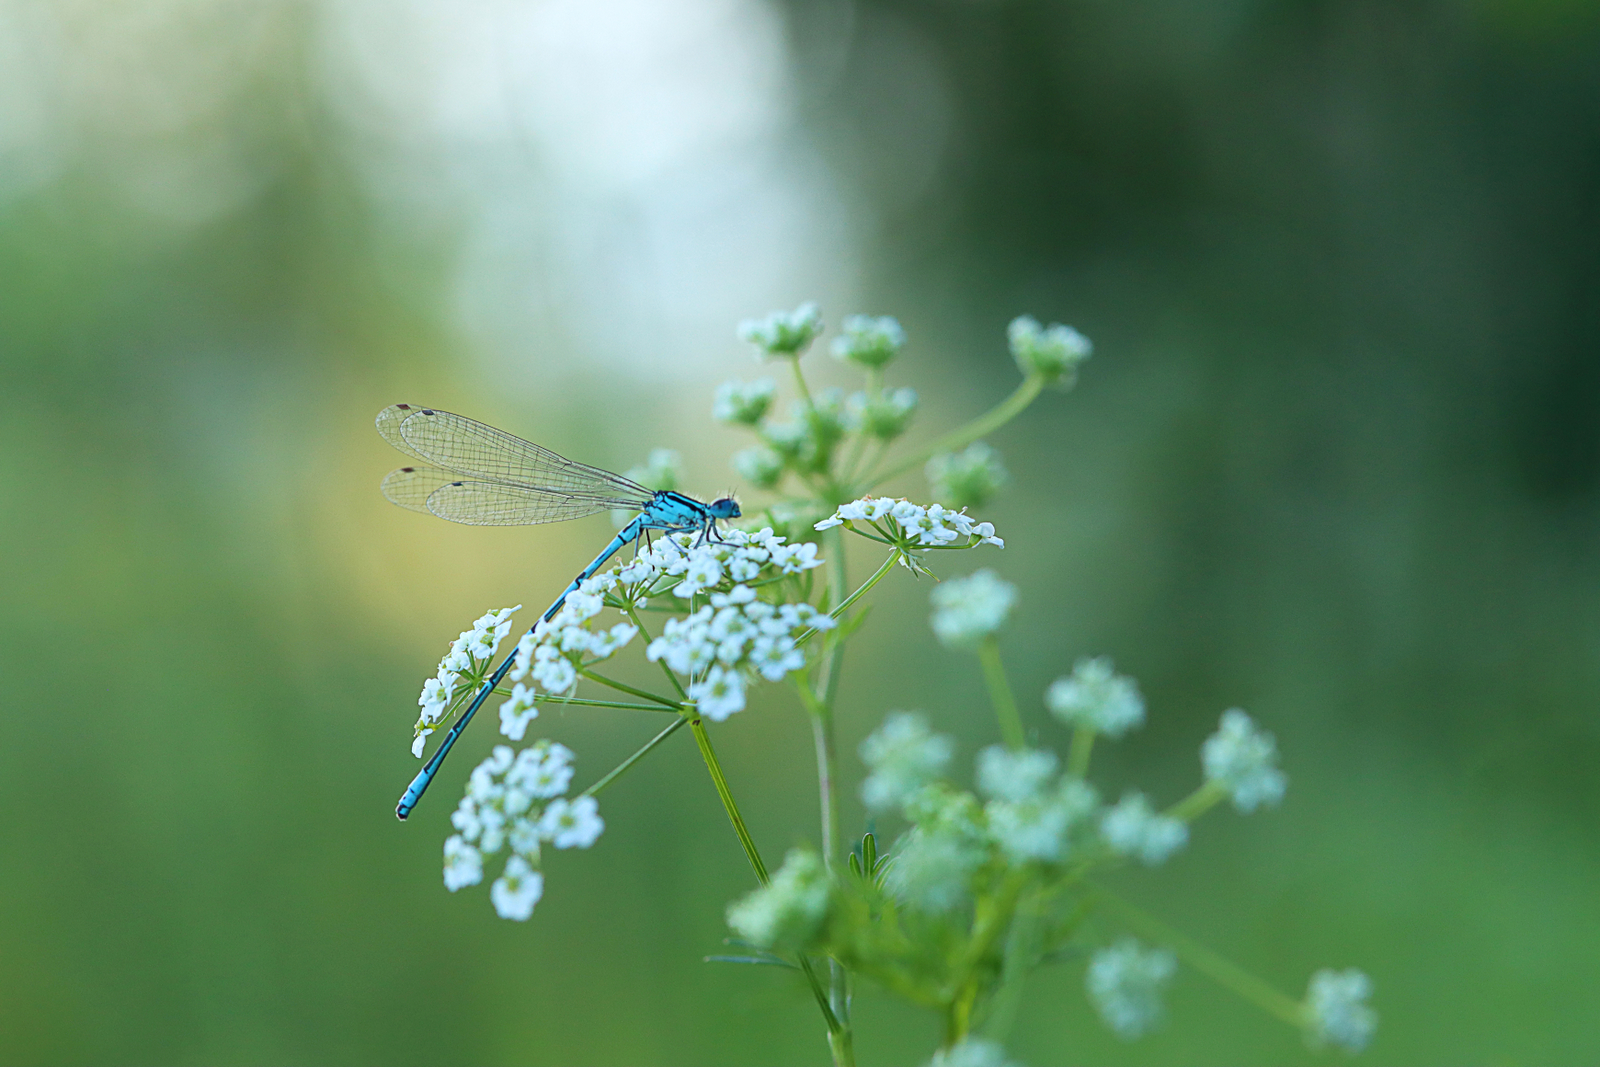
[396,305,1378,1066]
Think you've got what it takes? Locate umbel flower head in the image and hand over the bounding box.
[1086,938,1178,1039]
[1045,657,1145,737]
[830,313,906,368]
[1304,968,1377,1053]
[738,302,823,358]
[1008,315,1092,388]
[1201,709,1287,812]
[926,442,1009,509]
[929,570,1016,647]
[726,848,831,951]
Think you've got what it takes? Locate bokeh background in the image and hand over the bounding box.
[3,1,1598,1064]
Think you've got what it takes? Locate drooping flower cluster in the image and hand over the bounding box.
[412,606,521,757]
[815,497,1005,551]
[443,741,605,920]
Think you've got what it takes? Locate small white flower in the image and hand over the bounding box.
[1008,315,1092,386]
[750,634,805,681]
[411,728,432,758]
[859,712,954,812]
[1100,793,1188,866]
[830,313,905,367]
[738,302,823,358]
[770,541,823,573]
[673,554,723,597]
[586,622,637,659]
[689,665,746,721]
[711,584,757,607]
[986,798,1071,864]
[498,682,539,741]
[509,742,575,799]
[725,848,831,949]
[530,655,577,696]
[1201,709,1287,812]
[1045,657,1145,737]
[1086,938,1177,1039]
[884,827,985,913]
[713,378,776,425]
[442,835,483,891]
[539,795,605,849]
[490,855,544,921]
[509,815,542,858]
[814,515,844,530]
[929,570,1017,647]
[509,632,537,681]
[419,675,456,720]
[451,798,481,841]
[976,745,1059,802]
[1304,968,1377,1053]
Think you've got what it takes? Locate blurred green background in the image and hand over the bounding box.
[3,1,1598,1064]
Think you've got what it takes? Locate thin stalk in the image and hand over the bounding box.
[575,666,683,709]
[626,603,692,702]
[869,373,1045,488]
[537,695,679,713]
[1166,779,1230,823]
[976,636,1026,749]
[789,357,815,408]
[579,718,686,798]
[1091,884,1307,1029]
[1066,724,1096,778]
[796,549,900,647]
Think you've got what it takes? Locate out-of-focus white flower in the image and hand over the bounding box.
[927,1038,1021,1067]
[1304,969,1377,1053]
[884,826,986,913]
[738,302,823,358]
[1201,709,1287,812]
[860,712,954,812]
[987,777,1099,866]
[499,682,539,741]
[769,541,823,574]
[1086,938,1177,1039]
[1008,315,1092,387]
[830,313,905,367]
[975,745,1059,802]
[539,796,605,849]
[847,387,918,439]
[726,848,831,950]
[732,446,784,489]
[1045,657,1145,738]
[442,835,483,891]
[1100,793,1188,866]
[411,727,432,759]
[930,570,1017,647]
[490,855,544,921]
[926,443,1009,510]
[714,378,777,425]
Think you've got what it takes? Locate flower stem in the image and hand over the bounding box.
[1066,724,1096,778]
[575,666,683,709]
[977,635,1026,749]
[868,373,1045,488]
[1166,779,1230,823]
[796,548,900,648]
[688,718,847,1056]
[1091,884,1307,1028]
[537,694,679,713]
[580,718,686,798]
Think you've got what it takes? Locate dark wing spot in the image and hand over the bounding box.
[421,408,436,416]
[451,481,463,487]
[400,467,414,473]
[396,403,411,410]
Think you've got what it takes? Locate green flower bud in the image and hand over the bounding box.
[1007,315,1091,387]
[732,446,784,489]
[830,314,906,368]
[926,442,1008,508]
[737,302,823,358]
[847,386,918,440]
[712,378,775,426]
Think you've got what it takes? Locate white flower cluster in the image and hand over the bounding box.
[1045,657,1145,738]
[412,606,521,757]
[859,712,954,812]
[442,741,604,921]
[1201,709,1287,812]
[725,848,831,951]
[815,496,1005,550]
[1086,937,1178,1039]
[1304,968,1377,1053]
[506,583,639,734]
[646,584,836,721]
[927,1038,1021,1067]
[930,569,1017,647]
[1101,793,1188,866]
[738,301,823,357]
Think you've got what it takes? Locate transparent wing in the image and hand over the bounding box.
[383,465,624,526]
[378,404,653,506]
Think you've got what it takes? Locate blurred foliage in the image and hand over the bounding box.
[1,0,1598,1064]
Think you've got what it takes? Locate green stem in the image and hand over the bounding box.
[982,886,1042,1043]
[625,603,692,702]
[789,357,815,408]
[1166,779,1230,823]
[869,373,1045,488]
[575,666,683,709]
[1066,724,1096,778]
[580,718,686,798]
[796,549,900,647]
[1091,884,1307,1029]
[976,636,1026,749]
[537,695,679,713]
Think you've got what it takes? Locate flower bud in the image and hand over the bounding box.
[713,378,775,426]
[830,314,906,368]
[847,387,918,440]
[732,446,784,489]
[1008,315,1091,388]
[738,302,823,358]
[926,442,1008,508]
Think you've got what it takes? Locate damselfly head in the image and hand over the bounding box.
[707,497,741,520]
